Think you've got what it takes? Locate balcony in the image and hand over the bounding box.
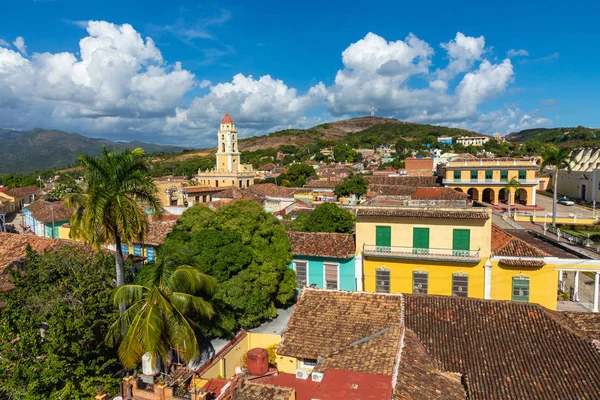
[363,244,480,263]
[442,179,539,185]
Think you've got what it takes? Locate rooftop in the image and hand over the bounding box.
[287,231,355,259]
[356,206,490,220]
[24,199,73,223]
[4,185,42,198]
[222,113,233,124]
[230,381,294,400]
[136,220,176,247]
[491,225,550,267]
[365,176,441,186]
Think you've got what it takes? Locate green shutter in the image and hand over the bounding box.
[376,226,391,249]
[413,227,430,254]
[452,229,470,256]
[518,170,526,180]
[485,170,493,180]
[454,171,461,181]
[512,277,530,302]
[470,170,478,180]
[500,170,508,180]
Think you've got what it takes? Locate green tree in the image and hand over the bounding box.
[105,262,217,369]
[0,246,122,399]
[281,163,317,187]
[45,176,82,200]
[65,147,161,314]
[334,173,369,198]
[157,201,295,337]
[502,177,522,217]
[333,144,357,162]
[540,145,575,226]
[296,202,355,233]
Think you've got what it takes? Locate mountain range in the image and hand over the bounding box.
[0,128,188,174]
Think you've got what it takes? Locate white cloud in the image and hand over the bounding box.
[507,49,529,57]
[0,39,9,47]
[199,79,212,88]
[13,37,27,56]
[438,32,485,79]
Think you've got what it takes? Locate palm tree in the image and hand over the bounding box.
[65,147,161,313]
[105,262,217,369]
[503,177,522,217]
[540,145,575,227]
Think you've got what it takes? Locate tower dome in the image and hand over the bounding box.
[221,114,233,125]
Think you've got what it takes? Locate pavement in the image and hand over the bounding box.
[535,195,595,218]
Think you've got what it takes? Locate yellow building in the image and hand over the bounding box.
[196,114,255,189]
[355,194,561,310]
[441,157,539,206]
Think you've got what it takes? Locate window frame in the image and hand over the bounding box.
[452,273,469,297]
[293,260,309,289]
[470,170,478,180]
[485,170,493,180]
[375,267,391,293]
[518,170,526,180]
[453,170,461,181]
[323,262,339,290]
[412,271,428,294]
[512,276,530,302]
[500,170,508,180]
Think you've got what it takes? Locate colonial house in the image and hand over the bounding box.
[556,147,600,202]
[23,199,72,238]
[0,185,42,213]
[287,231,358,291]
[120,220,177,263]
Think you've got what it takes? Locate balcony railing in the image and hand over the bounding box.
[363,244,480,263]
[442,179,539,185]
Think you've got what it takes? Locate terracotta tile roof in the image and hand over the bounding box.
[491,225,549,261]
[287,231,355,259]
[5,185,42,198]
[365,176,441,186]
[24,200,73,223]
[404,294,600,399]
[498,259,546,268]
[411,187,468,200]
[246,183,299,198]
[213,186,244,199]
[232,382,294,400]
[560,312,600,341]
[502,229,578,259]
[278,289,403,360]
[257,163,277,171]
[314,325,402,375]
[367,185,417,197]
[356,207,490,220]
[134,220,176,247]
[184,186,227,194]
[393,329,465,400]
[303,179,343,189]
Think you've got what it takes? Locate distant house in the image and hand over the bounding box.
[121,220,177,263]
[287,231,358,291]
[0,185,42,213]
[23,200,72,238]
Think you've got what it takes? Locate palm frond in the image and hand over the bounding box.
[112,285,148,308]
[168,265,217,296]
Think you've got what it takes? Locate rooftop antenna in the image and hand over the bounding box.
[371,103,375,117]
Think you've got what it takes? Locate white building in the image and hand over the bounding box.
[455,136,491,147]
[556,147,600,202]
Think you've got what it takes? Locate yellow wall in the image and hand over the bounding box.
[58,224,71,240]
[489,261,558,310]
[364,258,487,298]
[200,333,281,379]
[356,214,492,257]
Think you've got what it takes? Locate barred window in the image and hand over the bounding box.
[324,262,339,290]
[452,273,468,297]
[413,271,428,294]
[376,268,390,293]
[294,261,307,289]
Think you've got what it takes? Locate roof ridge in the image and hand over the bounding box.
[492,224,550,257]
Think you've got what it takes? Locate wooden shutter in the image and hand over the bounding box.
[376,268,390,293]
[452,229,470,255]
[376,226,391,247]
[500,170,508,180]
[295,261,307,289]
[485,170,492,180]
[452,274,468,297]
[324,263,338,290]
[413,227,430,254]
[413,272,428,294]
[512,277,530,302]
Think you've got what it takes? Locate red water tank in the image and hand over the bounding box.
[246,347,269,376]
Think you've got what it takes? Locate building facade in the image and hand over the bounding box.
[23,200,71,238]
[196,114,255,189]
[556,147,600,202]
[455,136,491,146]
[287,231,358,291]
[441,157,539,206]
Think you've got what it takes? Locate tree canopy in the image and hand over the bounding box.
[0,247,122,399]
[157,201,296,337]
[279,164,316,187]
[292,202,355,234]
[334,173,369,198]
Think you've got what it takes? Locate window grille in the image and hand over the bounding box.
[413,271,428,294]
[512,276,530,302]
[294,261,307,289]
[324,262,338,290]
[452,273,468,297]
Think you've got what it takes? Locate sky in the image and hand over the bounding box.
[1,0,599,147]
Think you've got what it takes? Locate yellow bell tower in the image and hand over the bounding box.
[216,114,240,173]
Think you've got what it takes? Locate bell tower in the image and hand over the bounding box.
[216,114,240,172]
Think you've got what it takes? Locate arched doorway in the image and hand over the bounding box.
[467,188,480,201]
[454,188,464,193]
[516,189,528,205]
[499,188,507,203]
[482,188,495,204]
[581,184,587,201]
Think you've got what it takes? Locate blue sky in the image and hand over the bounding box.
[1,0,599,147]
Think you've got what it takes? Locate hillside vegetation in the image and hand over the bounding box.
[506,126,600,147]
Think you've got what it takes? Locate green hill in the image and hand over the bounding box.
[505,126,600,147]
[0,128,188,174]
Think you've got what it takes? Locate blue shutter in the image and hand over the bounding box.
[134,245,142,257]
[146,247,155,262]
[120,244,129,255]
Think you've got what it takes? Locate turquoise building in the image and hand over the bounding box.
[287,231,358,291]
[23,200,72,238]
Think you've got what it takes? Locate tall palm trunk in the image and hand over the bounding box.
[552,173,558,227]
[114,232,127,314]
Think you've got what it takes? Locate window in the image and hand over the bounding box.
[500,170,508,180]
[294,261,308,289]
[376,226,391,252]
[376,268,390,293]
[518,170,526,180]
[412,227,430,254]
[454,171,461,181]
[485,170,493,180]
[300,359,317,369]
[120,244,129,255]
[324,262,339,290]
[413,271,428,294]
[452,273,468,297]
[512,277,530,302]
[452,229,471,256]
[470,170,478,180]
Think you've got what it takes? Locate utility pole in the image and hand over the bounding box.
[51,203,55,239]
